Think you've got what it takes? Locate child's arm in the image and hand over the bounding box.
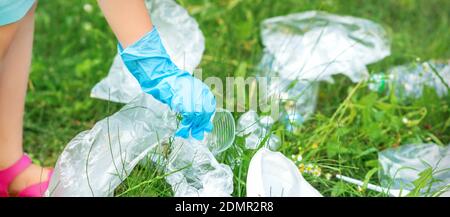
[97,0,153,48]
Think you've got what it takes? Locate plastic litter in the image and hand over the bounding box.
[236,110,259,137]
[336,174,410,197]
[256,11,390,127]
[138,108,236,166]
[256,11,391,127]
[260,10,390,83]
[369,61,450,98]
[266,135,281,153]
[246,148,322,197]
[165,138,234,197]
[257,62,319,126]
[205,109,236,155]
[236,110,281,151]
[279,80,318,129]
[378,143,450,197]
[90,0,205,103]
[46,93,177,197]
[46,93,234,197]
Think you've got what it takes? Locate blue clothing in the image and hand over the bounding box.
[0,0,35,26]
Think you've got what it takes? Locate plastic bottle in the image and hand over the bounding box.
[369,61,450,98]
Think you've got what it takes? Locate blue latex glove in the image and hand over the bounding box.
[118,27,216,140]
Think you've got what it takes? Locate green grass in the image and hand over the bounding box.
[26,0,449,197]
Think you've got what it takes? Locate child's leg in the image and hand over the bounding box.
[97,0,153,48]
[0,10,32,169]
[0,3,49,195]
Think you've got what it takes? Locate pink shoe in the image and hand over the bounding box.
[0,154,53,197]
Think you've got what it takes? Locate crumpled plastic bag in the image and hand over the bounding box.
[258,56,319,125]
[236,110,281,151]
[369,60,450,98]
[379,143,450,196]
[246,148,322,197]
[278,80,318,127]
[46,93,234,197]
[165,138,234,197]
[260,10,390,83]
[90,0,205,103]
[46,93,177,197]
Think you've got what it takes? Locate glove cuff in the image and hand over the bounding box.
[118,26,171,61]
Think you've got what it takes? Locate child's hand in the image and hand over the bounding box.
[171,74,216,140]
[119,27,216,140]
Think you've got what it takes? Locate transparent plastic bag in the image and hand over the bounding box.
[260,10,390,83]
[46,94,177,197]
[236,110,281,151]
[165,138,234,197]
[256,11,389,127]
[258,42,319,126]
[369,61,450,98]
[139,108,236,166]
[246,148,322,197]
[278,79,319,128]
[379,143,450,196]
[90,0,205,103]
[46,93,235,197]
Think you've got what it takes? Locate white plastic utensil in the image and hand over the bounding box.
[335,174,410,197]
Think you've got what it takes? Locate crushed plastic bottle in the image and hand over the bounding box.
[378,143,450,196]
[236,110,281,151]
[46,93,177,197]
[246,148,322,197]
[90,0,205,103]
[369,61,450,98]
[165,138,234,197]
[260,10,390,83]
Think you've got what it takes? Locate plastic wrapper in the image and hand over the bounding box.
[246,148,322,197]
[369,61,450,98]
[236,110,260,137]
[165,138,234,197]
[139,108,235,166]
[258,51,319,126]
[260,10,390,83]
[90,0,205,103]
[266,135,281,152]
[236,110,281,151]
[46,94,177,197]
[279,80,318,128]
[379,143,450,196]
